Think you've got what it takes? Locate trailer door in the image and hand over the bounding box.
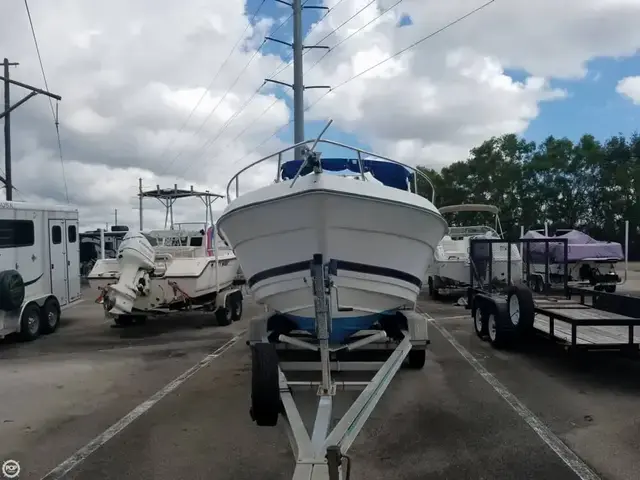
[65,220,81,301]
[48,219,68,306]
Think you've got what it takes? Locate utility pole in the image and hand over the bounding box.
[265,0,331,160]
[1,58,62,201]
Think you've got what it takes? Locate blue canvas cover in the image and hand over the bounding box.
[521,229,624,263]
[280,157,414,191]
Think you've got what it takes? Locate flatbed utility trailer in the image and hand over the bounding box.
[467,237,640,354]
[247,254,429,480]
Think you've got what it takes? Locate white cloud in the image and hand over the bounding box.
[616,76,640,104]
[2,0,640,230]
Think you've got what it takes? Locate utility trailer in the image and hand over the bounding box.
[0,201,82,341]
[467,237,640,353]
[247,254,429,479]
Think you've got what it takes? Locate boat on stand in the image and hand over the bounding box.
[217,120,448,479]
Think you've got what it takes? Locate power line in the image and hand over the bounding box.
[24,0,69,202]
[231,0,497,168]
[269,0,349,79]
[158,1,271,176]
[156,0,269,167]
[311,0,497,101]
[178,1,340,174]
[305,0,406,75]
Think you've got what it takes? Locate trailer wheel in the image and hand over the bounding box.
[40,298,61,334]
[216,299,233,326]
[473,305,488,339]
[250,343,281,427]
[531,275,543,293]
[604,285,616,293]
[487,309,512,349]
[0,269,25,311]
[230,292,243,321]
[19,303,41,341]
[506,285,535,334]
[407,348,426,369]
[428,277,440,300]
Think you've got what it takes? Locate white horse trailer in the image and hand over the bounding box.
[0,201,81,341]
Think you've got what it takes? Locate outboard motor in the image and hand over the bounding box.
[103,231,156,315]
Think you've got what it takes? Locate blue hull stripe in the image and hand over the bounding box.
[247,259,422,289]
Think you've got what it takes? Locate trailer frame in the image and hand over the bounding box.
[466,237,640,353]
[247,253,429,480]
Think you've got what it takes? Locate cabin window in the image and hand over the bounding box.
[0,219,35,248]
[189,237,203,247]
[52,225,62,245]
[68,225,77,243]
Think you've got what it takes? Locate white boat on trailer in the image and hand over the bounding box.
[427,204,522,298]
[87,186,243,327]
[218,120,448,479]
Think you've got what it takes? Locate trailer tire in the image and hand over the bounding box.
[0,269,25,311]
[407,349,426,369]
[487,308,512,349]
[604,285,616,293]
[19,303,41,342]
[41,298,61,334]
[473,305,488,339]
[216,299,233,326]
[231,292,243,321]
[250,343,281,427]
[428,277,440,300]
[506,284,535,334]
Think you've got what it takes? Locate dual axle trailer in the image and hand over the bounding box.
[466,237,640,353]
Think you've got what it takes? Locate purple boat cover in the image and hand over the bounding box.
[521,229,623,263]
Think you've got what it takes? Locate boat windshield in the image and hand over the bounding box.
[447,225,499,239]
[280,157,413,191]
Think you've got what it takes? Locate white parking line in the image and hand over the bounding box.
[40,331,246,480]
[423,311,601,480]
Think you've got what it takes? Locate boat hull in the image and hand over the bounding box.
[218,174,447,342]
[87,255,240,311]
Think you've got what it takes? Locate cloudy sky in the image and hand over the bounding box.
[2,0,640,230]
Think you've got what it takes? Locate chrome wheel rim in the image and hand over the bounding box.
[509,295,520,326]
[488,314,497,342]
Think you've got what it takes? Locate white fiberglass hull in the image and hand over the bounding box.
[87,253,239,311]
[429,238,522,287]
[218,173,447,342]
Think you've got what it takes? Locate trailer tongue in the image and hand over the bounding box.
[247,254,429,479]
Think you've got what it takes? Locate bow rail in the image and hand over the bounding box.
[224,138,437,204]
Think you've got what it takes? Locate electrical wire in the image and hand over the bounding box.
[231,0,498,168]
[178,0,346,174]
[158,1,271,176]
[24,0,69,203]
[269,0,349,79]
[305,0,406,75]
[310,0,497,105]
[156,0,269,167]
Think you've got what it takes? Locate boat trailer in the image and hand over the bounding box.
[247,253,429,479]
